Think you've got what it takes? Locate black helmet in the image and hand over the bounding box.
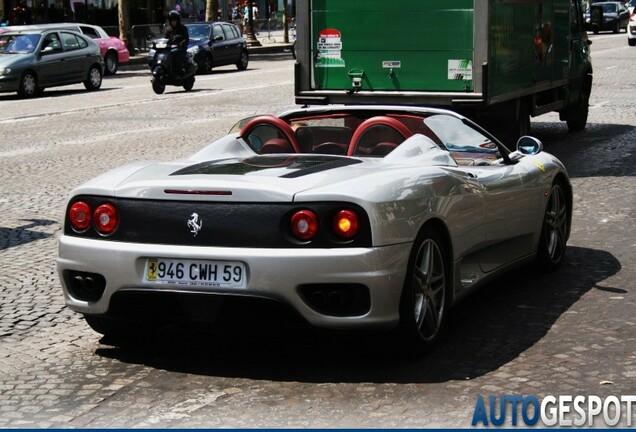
[168,10,181,22]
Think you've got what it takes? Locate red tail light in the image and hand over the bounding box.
[631,12,635,21]
[94,203,119,235]
[69,201,92,231]
[333,210,359,239]
[290,210,319,241]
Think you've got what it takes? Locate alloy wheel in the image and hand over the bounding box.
[544,184,568,263]
[412,238,446,341]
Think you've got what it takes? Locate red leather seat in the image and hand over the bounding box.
[261,138,294,154]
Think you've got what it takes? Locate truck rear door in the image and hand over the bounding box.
[310,0,475,93]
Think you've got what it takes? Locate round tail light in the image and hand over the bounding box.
[333,210,359,239]
[69,201,92,232]
[290,210,319,241]
[94,203,119,235]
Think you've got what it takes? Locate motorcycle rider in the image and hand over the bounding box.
[164,9,189,75]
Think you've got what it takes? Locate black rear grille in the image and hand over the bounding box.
[64,197,372,248]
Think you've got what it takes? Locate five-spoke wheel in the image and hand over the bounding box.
[399,227,448,352]
[536,181,569,271]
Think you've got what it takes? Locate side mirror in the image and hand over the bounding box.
[509,136,543,162]
[517,136,543,155]
[41,46,54,54]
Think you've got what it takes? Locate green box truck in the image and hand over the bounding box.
[294,0,593,140]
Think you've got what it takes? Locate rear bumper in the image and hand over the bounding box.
[118,48,130,64]
[57,235,412,329]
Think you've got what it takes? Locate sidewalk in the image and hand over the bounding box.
[124,29,293,68]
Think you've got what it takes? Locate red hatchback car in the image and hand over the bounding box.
[0,23,129,74]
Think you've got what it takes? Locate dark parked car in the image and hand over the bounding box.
[0,29,104,97]
[585,1,630,33]
[148,21,248,74]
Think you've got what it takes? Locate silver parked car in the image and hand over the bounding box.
[0,28,104,97]
[57,105,572,352]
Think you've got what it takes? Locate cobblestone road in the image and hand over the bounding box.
[0,35,634,427]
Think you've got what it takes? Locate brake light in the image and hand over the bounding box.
[290,210,319,241]
[631,12,635,21]
[69,201,92,231]
[93,203,119,235]
[333,210,360,239]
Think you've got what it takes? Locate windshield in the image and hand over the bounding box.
[187,24,210,40]
[601,3,618,13]
[0,34,40,54]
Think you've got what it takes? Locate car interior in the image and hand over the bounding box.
[238,113,502,166]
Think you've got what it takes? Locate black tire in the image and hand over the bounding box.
[613,21,620,33]
[83,315,134,345]
[83,65,103,91]
[629,38,636,46]
[535,181,569,272]
[516,100,531,139]
[236,49,249,71]
[398,226,450,354]
[593,29,599,34]
[566,82,590,132]
[198,53,213,74]
[151,77,165,94]
[105,51,118,75]
[17,71,38,97]
[183,76,195,91]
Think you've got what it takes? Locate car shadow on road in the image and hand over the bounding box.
[0,219,57,250]
[96,245,621,384]
[530,121,636,178]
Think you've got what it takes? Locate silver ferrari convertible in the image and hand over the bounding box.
[57,105,572,351]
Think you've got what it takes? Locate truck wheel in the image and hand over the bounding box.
[516,101,530,138]
[566,87,590,132]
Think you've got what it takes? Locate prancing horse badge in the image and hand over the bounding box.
[187,213,203,237]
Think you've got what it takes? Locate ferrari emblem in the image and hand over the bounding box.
[187,213,203,237]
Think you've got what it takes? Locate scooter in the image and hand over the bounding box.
[150,38,197,95]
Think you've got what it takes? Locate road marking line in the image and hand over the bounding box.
[0,80,293,125]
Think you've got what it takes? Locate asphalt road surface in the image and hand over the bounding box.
[0,34,634,427]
